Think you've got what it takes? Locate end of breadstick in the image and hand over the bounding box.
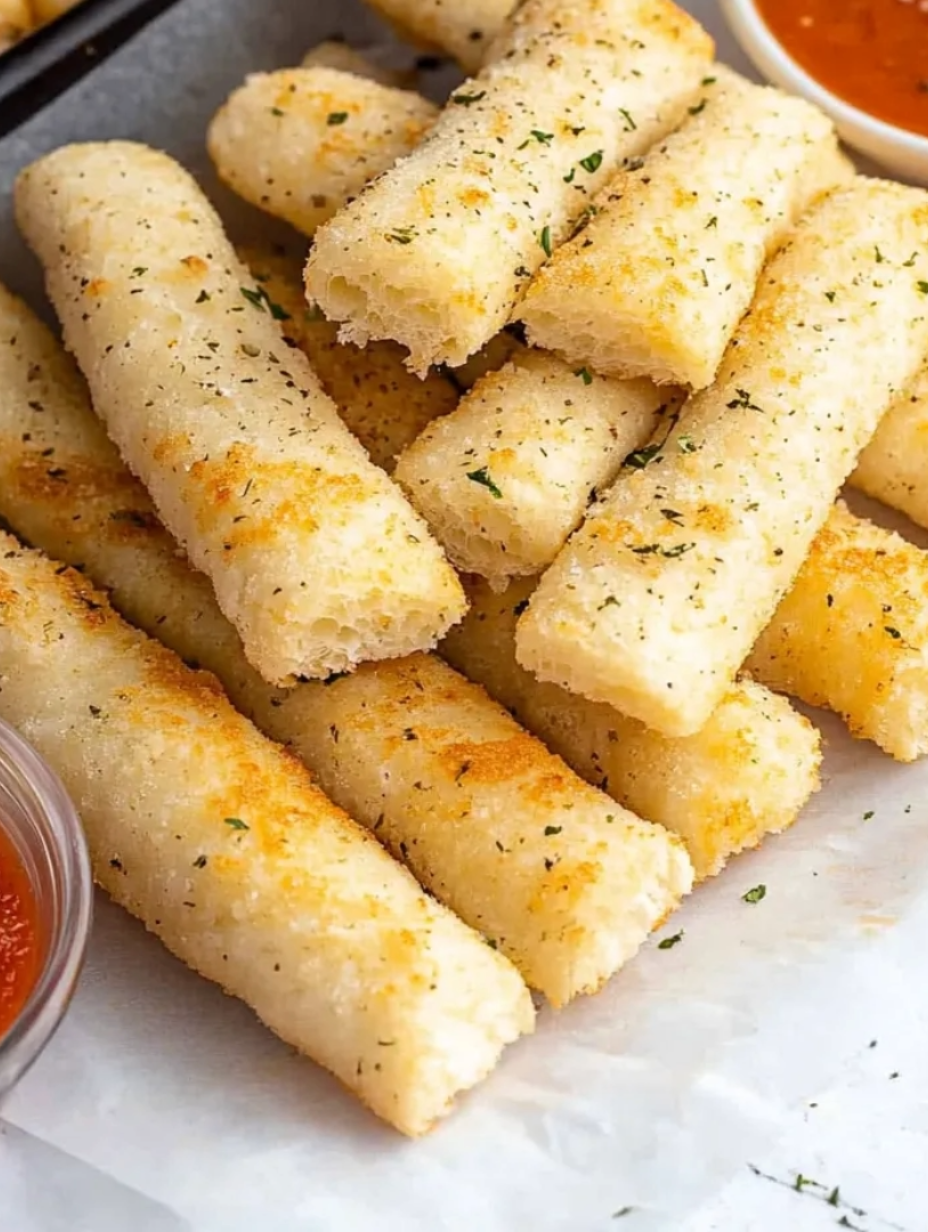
[208,67,437,238]
[362,0,503,72]
[664,679,823,878]
[300,40,413,89]
[367,909,536,1136]
[304,197,498,376]
[395,353,668,586]
[518,75,854,390]
[852,363,928,531]
[749,503,928,764]
[515,568,719,738]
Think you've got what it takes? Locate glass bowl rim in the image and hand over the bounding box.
[0,715,92,1086]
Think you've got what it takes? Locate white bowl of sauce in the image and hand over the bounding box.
[720,0,928,185]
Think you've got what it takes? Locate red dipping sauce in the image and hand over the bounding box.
[754,0,928,138]
[0,825,40,1038]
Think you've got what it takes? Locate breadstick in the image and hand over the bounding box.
[260,653,694,1006]
[851,364,928,531]
[0,0,30,46]
[362,0,514,71]
[300,40,410,88]
[30,0,81,22]
[518,68,851,389]
[306,0,714,373]
[395,351,676,587]
[15,141,465,686]
[0,282,692,1006]
[442,576,821,880]
[240,245,456,472]
[749,503,928,763]
[0,531,533,1136]
[517,179,928,736]
[208,68,437,237]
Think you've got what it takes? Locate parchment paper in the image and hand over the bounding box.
[0,3,926,1229]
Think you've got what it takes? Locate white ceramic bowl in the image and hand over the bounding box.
[720,0,928,186]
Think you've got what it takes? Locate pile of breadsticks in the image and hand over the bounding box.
[3,0,928,1135]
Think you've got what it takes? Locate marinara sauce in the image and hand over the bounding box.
[0,825,39,1037]
[755,0,928,137]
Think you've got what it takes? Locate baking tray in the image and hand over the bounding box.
[0,0,185,139]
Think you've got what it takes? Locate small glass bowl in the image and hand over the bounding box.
[0,717,92,1100]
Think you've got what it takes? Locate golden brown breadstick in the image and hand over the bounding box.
[208,67,437,237]
[362,0,515,71]
[518,179,928,736]
[442,575,821,880]
[0,0,30,46]
[16,141,465,686]
[851,364,928,531]
[749,503,928,763]
[395,352,676,586]
[300,40,411,88]
[0,528,533,1136]
[30,0,81,22]
[518,68,851,388]
[306,0,714,373]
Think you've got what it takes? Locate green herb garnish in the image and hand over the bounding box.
[579,150,604,173]
[726,388,764,412]
[658,931,683,950]
[631,542,695,559]
[467,467,503,499]
[386,226,417,245]
[240,286,291,320]
[625,443,662,469]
